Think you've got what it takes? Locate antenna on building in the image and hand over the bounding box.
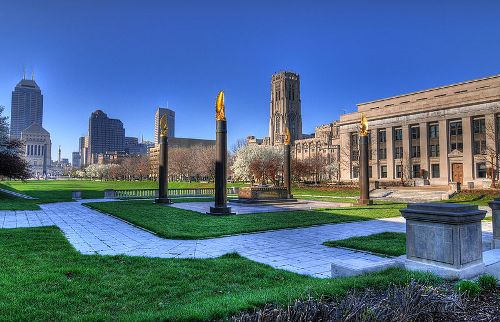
[31,69,35,81]
[23,67,26,80]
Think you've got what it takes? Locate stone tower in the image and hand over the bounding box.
[269,71,302,145]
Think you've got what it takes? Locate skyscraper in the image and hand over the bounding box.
[88,110,125,164]
[10,75,44,139]
[154,107,175,144]
[268,71,302,145]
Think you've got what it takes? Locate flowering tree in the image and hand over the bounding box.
[0,106,30,179]
[231,145,283,185]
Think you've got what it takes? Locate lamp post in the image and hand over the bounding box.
[209,91,235,215]
[358,113,372,205]
[155,115,172,204]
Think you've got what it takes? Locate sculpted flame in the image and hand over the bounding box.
[284,127,291,145]
[216,90,226,121]
[160,115,168,137]
[360,113,368,137]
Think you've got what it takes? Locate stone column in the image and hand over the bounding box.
[209,118,234,215]
[386,127,394,179]
[155,134,172,204]
[489,198,500,249]
[439,119,449,183]
[358,135,371,205]
[284,143,293,199]
[419,122,429,179]
[339,131,350,181]
[401,203,486,279]
[462,116,474,182]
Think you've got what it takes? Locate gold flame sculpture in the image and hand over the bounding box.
[160,115,168,137]
[360,113,368,136]
[284,127,291,145]
[216,90,226,121]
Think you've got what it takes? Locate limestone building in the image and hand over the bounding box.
[20,123,51,177]
[251,73,500,187]
[337,74,500,187]
[268,71,302,145]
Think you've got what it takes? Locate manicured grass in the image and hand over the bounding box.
[324,232,407,257]
[85,201,405,239]
[449,191,499,206]
[0,180,247,203]
[0,192,40,210]
[0,226,440,321]
[293,186,359,198]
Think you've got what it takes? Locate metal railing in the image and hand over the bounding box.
[104,187,239,199]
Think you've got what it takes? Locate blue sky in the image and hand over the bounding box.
[1,0,499,160]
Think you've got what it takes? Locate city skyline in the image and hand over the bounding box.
[1,1,500,160]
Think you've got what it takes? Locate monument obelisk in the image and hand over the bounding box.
[155,115,172,204]
[358,113,372,205]
[209,91,235,215]
[283,128,293,199]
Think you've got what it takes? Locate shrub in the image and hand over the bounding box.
[454,280,481,297]
[478,274,498,291]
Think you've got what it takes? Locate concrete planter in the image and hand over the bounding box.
[489,198,500,249]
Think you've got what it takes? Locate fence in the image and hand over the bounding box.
[104,187,239,199]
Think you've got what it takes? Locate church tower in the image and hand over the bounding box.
[268,71,302,145]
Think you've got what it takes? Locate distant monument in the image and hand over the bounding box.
[155,115,172,204]
[358,113,372,205]
[208,91,235,215]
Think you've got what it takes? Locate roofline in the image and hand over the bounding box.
[357,74,500,107]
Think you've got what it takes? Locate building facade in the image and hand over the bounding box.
[88,110,125,164]
[337,74,500,187]
[154,107,175,144]
[20,123,51,177]
[268,71,302,145]
[250,73,500,187]
[72,151,81,168]
[10,77,44,139]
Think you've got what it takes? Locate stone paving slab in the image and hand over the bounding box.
[171,200,352,214]
[0,200,494,279]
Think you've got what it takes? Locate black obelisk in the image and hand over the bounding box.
[209,91,235,215]
[155,116,172,204]
[284,140,293,199]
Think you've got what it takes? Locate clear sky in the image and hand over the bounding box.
[1,0,499,160]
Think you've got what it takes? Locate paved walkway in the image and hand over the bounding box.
[0,200,493,278]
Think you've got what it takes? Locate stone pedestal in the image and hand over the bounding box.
[155,135,172,204]
[489,198,500,249]
[401,203,486,280]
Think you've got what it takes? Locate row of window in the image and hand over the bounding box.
[353,162,489,180]
[26,144,46,156]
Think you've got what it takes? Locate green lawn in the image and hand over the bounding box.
[0,180,247,204]
[293,186,359,198]
[0,226,440,321]
[449,191,499,206]
[324,232,407,257]
[85,201,405,239]
[0,191,40,210]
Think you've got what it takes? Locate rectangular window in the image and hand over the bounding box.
[378,129,387,160]
[449,121,463,152]
[428,124,440,157]
[395,165,403,178]
[393,128,403,159]
[472,118,486,155]
[431,164,440,178]
[477,163,487,178]
[410,126,420,159]
[411,126,420,139]
[380,165,388,178]
[412,164,421,178]
[350,133,359,161]
[411,146,420,158]
[352,166,359,179]
[368,166,372,178]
